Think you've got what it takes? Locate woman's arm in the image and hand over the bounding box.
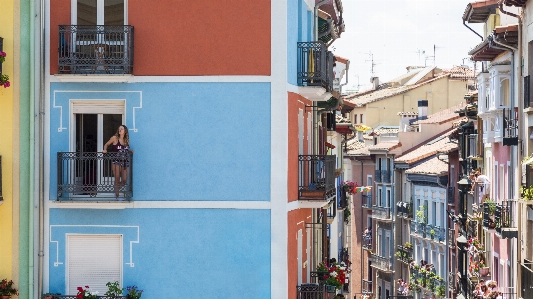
[102,136,116,153]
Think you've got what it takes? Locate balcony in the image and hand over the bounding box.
[495,200,518,239]
[396,201,412,218]
[411,222,427,238]
[327,199,337,223]
[395,245,413,264]
[298,155,336,201]
[374,169,382,183]
[338,191,348,210]
[296,284,335,299]
[448,228,455,249]
[362,234,372,251]
[449,272,456,292]
[370,253,392,272]
[372,205,392,221]
[362,279,373,294]
[362,193,372,208]
[447,186,455,205]
[297,42,334,93]
[426,224,445,242]
[57,152,133,200]
[382,170,392,183]
[482,201,496,231]
[58,25,134,74]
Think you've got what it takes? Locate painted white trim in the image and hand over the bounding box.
[287,200,330,211]
[50,75,272,83]
[49,200,272,209]
[271,0,288,296]
[50,225,139,267]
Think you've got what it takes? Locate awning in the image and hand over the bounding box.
[463,0,499,23]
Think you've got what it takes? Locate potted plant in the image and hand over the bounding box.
[43,293,61,299]
[0,52,11,88]
[124,285,143,299]
[343,209,351,223]
[341,181,359,195]
[404,242,413,250]
[76,286,98,299]
[105,281,123,297]
[429,229,435,239]
[0,279,19,299]
[316,262,346,291]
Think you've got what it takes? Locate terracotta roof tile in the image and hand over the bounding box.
[395,130,458,164]
[444,65,477,80]
[405,156,448,175]
[345,139,370,156]
[368,141,401,151]
[412,102,466,125]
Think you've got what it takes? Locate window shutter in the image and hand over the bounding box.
[67,235,122,295]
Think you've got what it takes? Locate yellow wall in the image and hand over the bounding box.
[351,77,470,129]
[0,0,15,279]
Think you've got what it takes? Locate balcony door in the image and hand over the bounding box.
[75,0,125,26]
[71,101,124,197]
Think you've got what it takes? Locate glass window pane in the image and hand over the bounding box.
[104,0,124,25]
[77,0,97,26]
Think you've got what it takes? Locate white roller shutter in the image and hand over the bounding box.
[67,235,122,295]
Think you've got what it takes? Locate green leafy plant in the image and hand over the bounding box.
[105,281,122,296]
[520,186,533,200]
[416,204,427,224]
[484,199,497,214]
[404,242,413,249]
[0,279,19,296]
[124,285,143,299]
[316,262,346,291]
[435,285,445,297]
[343,209,351,222]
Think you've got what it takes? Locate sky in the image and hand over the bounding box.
[332,0,485,92]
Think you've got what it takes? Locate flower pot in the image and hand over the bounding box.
[479,267,490,276]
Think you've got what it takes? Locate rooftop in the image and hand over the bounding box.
[405,156,448,175]
[395,129,458,164]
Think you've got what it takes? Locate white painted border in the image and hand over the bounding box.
[50,200,271,209]
[271,0,288,297]
[50,75,272,83]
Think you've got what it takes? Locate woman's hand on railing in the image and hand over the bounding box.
[102,149,107,154]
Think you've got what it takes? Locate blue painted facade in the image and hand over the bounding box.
[287,0,313,86]
[49,82,271,201]
[48,208,271,298]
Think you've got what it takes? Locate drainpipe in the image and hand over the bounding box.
[37,0,46,296]
[463,19,484,41]
[314,0,330,41]
[497,1,523,291]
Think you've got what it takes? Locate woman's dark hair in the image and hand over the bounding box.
[114,125,130,146]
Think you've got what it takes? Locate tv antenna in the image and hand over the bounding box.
[363,52,378,76]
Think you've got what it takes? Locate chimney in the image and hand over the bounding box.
[418,100,428,120]
[358,131,363,142]
[370,77,379,89]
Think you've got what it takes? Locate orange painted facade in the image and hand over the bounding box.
[288,208,313,299]
[49,0,271,75]
[288,92,312,202]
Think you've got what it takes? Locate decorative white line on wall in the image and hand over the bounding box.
[53,90,143,133]
[50,225,140,267]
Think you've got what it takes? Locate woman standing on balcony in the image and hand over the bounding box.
[103,125,133,200]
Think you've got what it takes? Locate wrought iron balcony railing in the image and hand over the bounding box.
[362,193,372,208]
[495,200,518,238]
[362,279,373,294]
[396,201,412,218]
[482,201,496,230]
[298,155,336,201]
[362,235,372,251]
[448,228,455,249]
[58,25,134,74]
[396,245,413,264]
[372,205,392,221]
[412,222,427,238]
[338,190,348,210]
[447,186,455,205]
[57,152,133,200]
[297,284,335,299]
[426,224,445,242]
[370,253,392,272]
[297,42,334,92]
[382,170,392,183]
[374,169,382,183]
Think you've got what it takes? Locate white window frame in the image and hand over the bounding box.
[71,0,128,25]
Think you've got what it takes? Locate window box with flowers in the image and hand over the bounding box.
[316,262,348,291]
[341,181,359,195]
[0,51,11,89]
[0,279,19,299]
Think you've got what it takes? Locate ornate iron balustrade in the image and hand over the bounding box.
[58,25,134,74]
[483,202,496,230]
[448,228,455,248]
[374,169,382,183]
[296,284,335,299]
[338,191,348,209]
[362,235,372,251]
[370,253,392,272]
[426,225,445,242]
[372,205,392,221]
[298,155,336,201]
[362,193,372,208]
[57,152,133,200]
[396,201,412,218]
[495,199,518,238]
[48,296,129,299]
[412,222,427,238]
[296,42,334,92]
[447,186,455,205]
[362,279,373,294]
[468,219,478,238]
[449,272,456,291]
[382,170,392,183]
[396,245,413,264]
